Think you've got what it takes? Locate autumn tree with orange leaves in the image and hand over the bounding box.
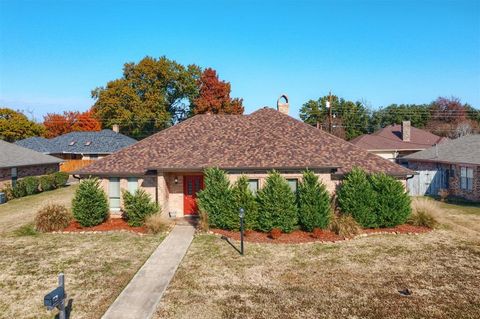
[191,68,244,115]
[43,109,101,138]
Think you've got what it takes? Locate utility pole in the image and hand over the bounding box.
[327,91,333,134]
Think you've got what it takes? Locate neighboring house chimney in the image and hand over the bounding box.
[277,94,289,115]
[401,121,411,142]
[112,124,120,133]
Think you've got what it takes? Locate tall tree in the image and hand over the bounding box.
[300,95,369,140]
[91,56,201,139]
[370,104,431,131]
[43,110,101,138]
[0,108,44,142]
[191,68,244,115]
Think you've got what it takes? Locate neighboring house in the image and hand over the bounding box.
[351,121,447,162]
[76,96,413,217]
[15,126,136,172]
[404,135,480,202]
[0,140,62,189]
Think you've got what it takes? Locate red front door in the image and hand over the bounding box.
[183,175,203,215]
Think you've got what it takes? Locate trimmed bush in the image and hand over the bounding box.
[35,203,72,232]
[337,167,378,228]
[53,172,69,188]
[197,168,236,230]
[297,170,331,231]
[257,171,298,233]
[232,176,259,230]
[39,175,55,192]
[23,176,40,195]
[369,173,411,227]
[123,189,159,226]
[72,178,109,227]
[12,179,28,198]
[0,182,14,201]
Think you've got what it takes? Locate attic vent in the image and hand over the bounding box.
[85,141,92,146]
[69,141,76,146]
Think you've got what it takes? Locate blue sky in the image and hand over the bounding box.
[0,0,479,121]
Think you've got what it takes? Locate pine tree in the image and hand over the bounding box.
[232,176,259,230]
[72,178,109,227]
[257,171,298,233]
[297,170,331,231]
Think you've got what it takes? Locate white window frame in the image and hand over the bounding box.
[287,178,298,193]
[127,177,138,194]
[109,177,121,211]
[460,167,474,191]
[248,179,259,194]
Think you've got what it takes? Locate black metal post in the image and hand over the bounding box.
[240,215,244,255]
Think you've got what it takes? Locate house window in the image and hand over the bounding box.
[248,179,259,194]
[11,167,17,187]
[127,177,138,193]
[460,167,473,191]
[109,177,121,211]
[287,179,298,193]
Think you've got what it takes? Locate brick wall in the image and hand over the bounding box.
[0,164,59,189]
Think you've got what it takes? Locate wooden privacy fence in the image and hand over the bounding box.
[407,169,448,196]
[60,160,96,172]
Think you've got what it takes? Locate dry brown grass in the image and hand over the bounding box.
[0,185,164,319]
[155,200,480,319]
[145,213,171,234]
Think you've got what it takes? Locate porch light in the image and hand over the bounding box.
[174,176,178,184]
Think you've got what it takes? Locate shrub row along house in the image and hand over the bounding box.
[0,140,62,190]
[15,126,136,172]
[76,96,413,217]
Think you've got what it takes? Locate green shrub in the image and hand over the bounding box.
[370,173,411,227]
[0,182,14,201]
[23,176,40,195]
[12,179,28,198]
[337,167,378,228]
[35,203,72,232]
[123,189,159,226]
[52,172,69,188]
[232,176,259,230]
[72,178,109,227]
[297,170,331,231]
[257,170,298,233]
[39,175,55,192]
[197,168,236,230]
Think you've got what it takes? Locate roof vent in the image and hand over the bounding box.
[69,141,76,146]
[85,141,92,146]
[277,94,289,115]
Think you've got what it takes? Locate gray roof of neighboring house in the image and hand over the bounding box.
[0,140,63,169]
[15,130,137,155]
[404,134,480,165]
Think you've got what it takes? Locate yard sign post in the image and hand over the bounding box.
[239,208,245,255]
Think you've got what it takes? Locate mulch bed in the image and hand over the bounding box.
[210,224,431,244]
[62,218,148,234]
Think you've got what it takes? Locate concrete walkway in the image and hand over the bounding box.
[102,224,195,319]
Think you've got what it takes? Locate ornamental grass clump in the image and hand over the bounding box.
[231,175,259,230]
[72,178,109,227]
[408,197,439,228]
[197,168,236,230]
[297,170,331,231]
[257,170,297,233]
[35,203,72,232]
[330,214,360,237]
[123,189,159,226]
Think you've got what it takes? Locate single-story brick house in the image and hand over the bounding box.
[351,121,447,163]
[76,98,413,217]
[0,140,63,189]
[15,127,136,172]
[404,134,480,202]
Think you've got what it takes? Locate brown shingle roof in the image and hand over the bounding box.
[351,124,447,151]
[76,108,413,176]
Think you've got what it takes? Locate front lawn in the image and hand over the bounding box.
[155,202,480,319]
[0,185,164,319]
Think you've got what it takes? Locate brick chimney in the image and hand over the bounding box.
[401,121,411,142]
[112,124,120,133]
[277,94,289,115]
